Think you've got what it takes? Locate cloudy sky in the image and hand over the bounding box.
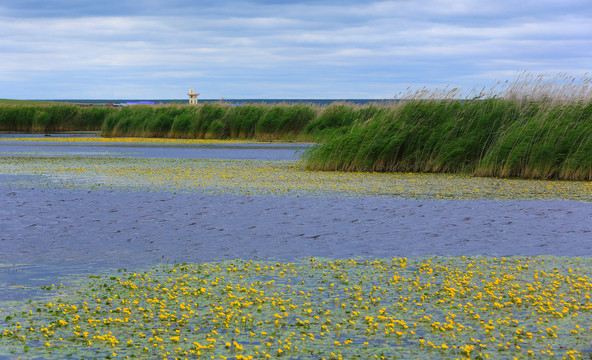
[1,0,590,99]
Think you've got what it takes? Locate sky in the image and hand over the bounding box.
[1,0,590,100]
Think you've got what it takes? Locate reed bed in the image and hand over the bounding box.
[304,73,592,181]
[101,103,335,141]
[2,73,592,180]
[0,104,111,132]
[99,102,388,142]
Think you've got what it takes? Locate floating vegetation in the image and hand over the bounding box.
[1,256,592,359]
[1,155,592,200]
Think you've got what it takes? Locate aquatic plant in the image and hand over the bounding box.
[303,103,382,139]
[224,105,267,138]
[0,104,110,132]
[1,256,591,359]
[1,149,591,200]
[304,74,592,181]
[3,73,592,180]
[255,104,317,140]
[169,107,200,138]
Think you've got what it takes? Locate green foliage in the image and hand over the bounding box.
[2,257,592,359]
[304,98,592,180]
[477,100,592,179]
[112,106,152,137]
[254,104,316,138]
[304,103,357,134]
[224,105,266,138]
[197,103,228,138]
[0,104,111,132]
[4,92,592,180]
[0,99,62,105]
[146,107,183,137]
[282,104,317,133]
[169,107,199,138]
[100,103,324,140]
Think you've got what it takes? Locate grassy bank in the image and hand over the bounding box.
[0,104,112,132]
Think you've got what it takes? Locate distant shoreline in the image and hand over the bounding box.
[44,98,395,105]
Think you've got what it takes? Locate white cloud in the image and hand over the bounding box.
[0,0,590,98]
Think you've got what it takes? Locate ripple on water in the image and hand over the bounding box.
[1,186,592,301]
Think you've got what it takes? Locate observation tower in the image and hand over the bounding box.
[188,89,200,104]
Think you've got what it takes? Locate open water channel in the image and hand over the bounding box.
[1,134,591,302]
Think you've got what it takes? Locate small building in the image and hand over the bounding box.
[188,89,200,104]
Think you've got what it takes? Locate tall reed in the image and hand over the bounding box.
[4,73,592,181]
[101,103,328,141]
[0,104,111,132]
[304,73,592,180]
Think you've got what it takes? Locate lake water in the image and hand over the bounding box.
[0,134,310,160]
[1,137,591,302]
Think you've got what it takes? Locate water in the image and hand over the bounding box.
[1,139,591,302]
[0,132,98,138]
[0,134,312,160]
[0,142,310,160]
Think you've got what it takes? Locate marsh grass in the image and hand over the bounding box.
[0,104,111,132]
[255,104,317,140]
[305,73,592,180]
[3,73,592,180]
[102,103,324,141]
[0,99,60,105]
[96,73,592,180]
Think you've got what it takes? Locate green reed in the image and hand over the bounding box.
[303,73,592,180]
[303,98,592,180]
[102,102,328,141]
[3,73,592,180]
[0,104,111,132]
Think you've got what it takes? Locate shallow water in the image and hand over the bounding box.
[1,137,591,302]
[2,183,591,301]
[0,140,309,160]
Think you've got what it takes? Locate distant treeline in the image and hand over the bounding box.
[1,96,592,180]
